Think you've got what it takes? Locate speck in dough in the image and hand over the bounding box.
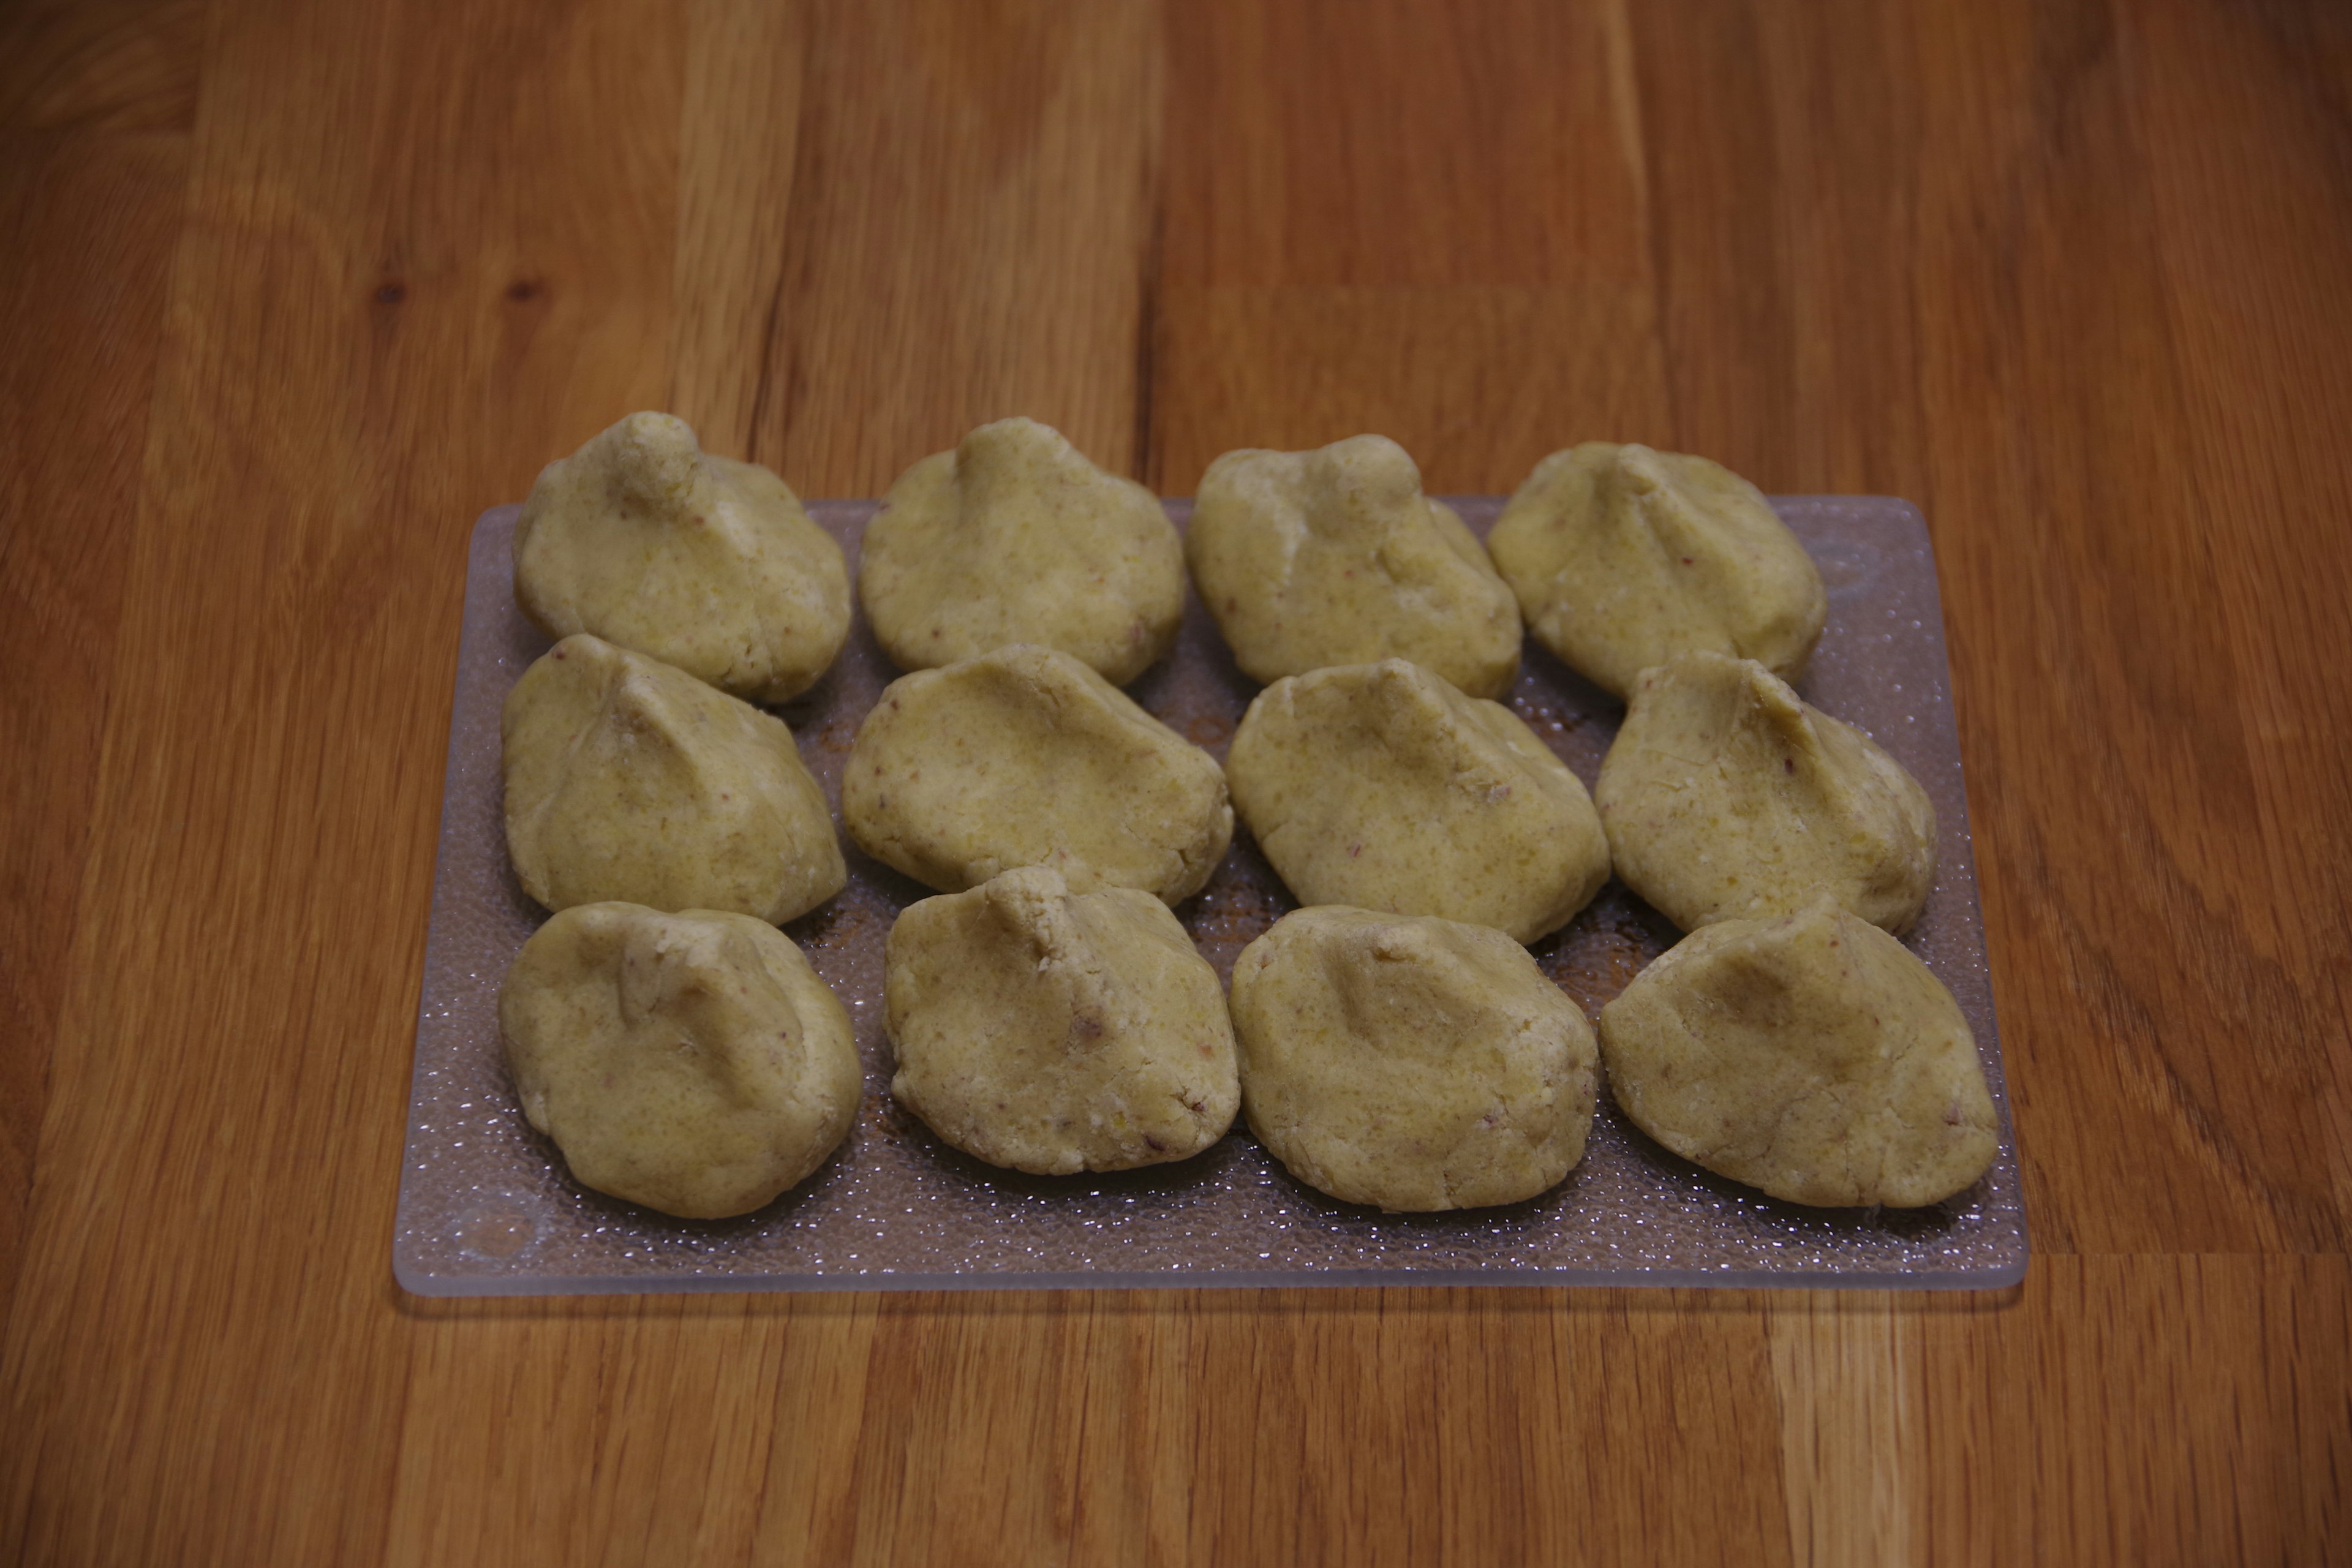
[1486,442,1825,698]
[502,634,845,924]
[513,412,850,703]
[859,417,1185,684]
[1598,898,1997,1208]
[1225,658,1610,943]
[1230,907,1598,1212]
[884,867,1240,1175]
[500,903,862,1219]
[1595,650,1935,934]
[1186,434,1521,697]
[843,644,1232,903]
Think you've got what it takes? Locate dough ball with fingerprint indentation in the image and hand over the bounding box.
[1230,907,1598,1212]
[500,902,862,1219]
[859,417,1185,684]
[1487,442,1825,698]
[502,634,845,924]
[1594,650,1934,934]
[513,412,850,703]
[1225,658,1609,943]
[842,643,1231,904]
[884,866,1240,1175]
[1186,434,1521,698]
[1598,897,1997,1208]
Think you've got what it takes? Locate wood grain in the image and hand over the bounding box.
[0,0,197,1323]
[4,0,2350,1562]
[731,0,1161,491]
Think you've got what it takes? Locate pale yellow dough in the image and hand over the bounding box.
[884,867,1240,1175]
[1225,659,1610,942]
[1598,898,1997,1208]
[842,644,1231,903]
[1230,908,1597,1212]
[1486,442,1826,698]
[500,903,862,1219]
[1595,651,1935,934]
[1186,434,1522,698]
[503,635,845,923]
[858,417,1185,684]
[513,412,850,703]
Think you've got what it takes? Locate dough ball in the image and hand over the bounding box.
[503,634,845,923]
[884,866,1240,1174]
[1230,908,1597,1212]
[843,644,1232,903]
[513,412,851,703]
[500,903,862,1218]
[1486,442,1826,698]
[1595,650,1935,934]
[1598,897,1997,1208]
[1226,658,1610,942]
[1186,434,1522,698]
[859,417,1185,684]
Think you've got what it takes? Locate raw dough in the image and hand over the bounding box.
[1229,907,1597,1211]
[1595,650,1935,933]
[842,644,1232,903]
[513,412,850,703]
[1597,897,1997,1208]
[1486,442,1826,698]
[503,634,845,923]
[858,417,1185,684]
[500,902,862,1219]
[884,866,1239,1174]
[1224,658,1610,942]
[1186,434,1522,697]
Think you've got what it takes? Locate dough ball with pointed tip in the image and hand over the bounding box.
[1487,442,1826,698]
[859,417,1185,683]
[500,903,862,1219]
[1225,659,1610,942]
[1230,907,1597,1212]
[513,412,850,703]
[843,644,1231,904]
[1599,898,1997,1208]
[502,635,845,923]
[1186,434,1522,697]
[884,866,1240,1175]
[1596,651,1935,933]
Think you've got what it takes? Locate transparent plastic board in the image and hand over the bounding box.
[394,496,2026,1295]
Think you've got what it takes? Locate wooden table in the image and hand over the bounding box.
[5,2,2346,1561]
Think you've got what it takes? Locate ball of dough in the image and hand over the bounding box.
[513,412,851,703]
[1186,434,1522,697]
[503,634,846,923]
[1486,442,1826,698]
[1595,650,1935,934]
[500,903,862,1218]
[859,417,1185,684]
[1226,659,1610,942]
[1230,907,1598,1211]
[843,644,1232,903]
[884,866,1240,1174]
[1598,897,1997,1208]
